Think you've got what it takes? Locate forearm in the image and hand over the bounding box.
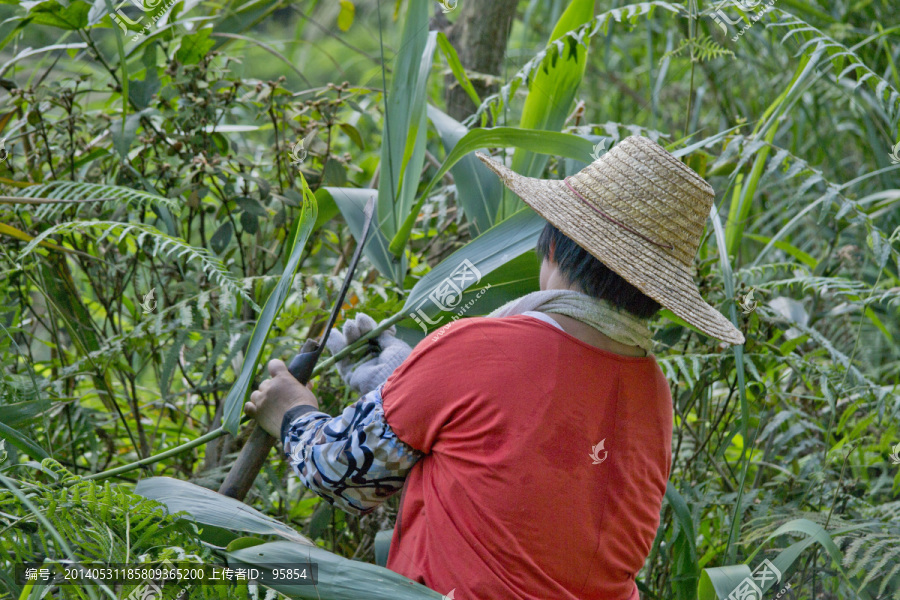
[281,385,422,514]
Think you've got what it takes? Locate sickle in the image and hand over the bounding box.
[218,197,376,500]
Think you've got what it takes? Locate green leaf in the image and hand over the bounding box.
[426,105,501,236]
[0,398,51,427]
[388,127,594,255]
[227,541,445,599]
[501,0,596,219]
[666,483,700,600]
[376,0,437,281]
[134,477,313,544]
[0,420,48,460]
[128,44,160,110]
[709,202,749,563]
[111,108,155,158]
[337,0,354,32]
[699,519,871,600]
[436,31,481,108]
[744,233,817,269]
[312,188,339,230]
[27,0,89,30]
[323,186,402,282]
[210,221,233,254]
[211,0,276,40]
[226,537,269,552]
[403,251,540,335]
[338,122,364,150]
[402,207,545,318]
[221,174,318,435]
[175,28,214,65]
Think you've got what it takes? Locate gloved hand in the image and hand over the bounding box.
[325,313,413,396]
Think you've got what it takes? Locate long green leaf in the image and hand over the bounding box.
[388,128,593,255]
[227,540,445,599]
[222,175,318,435]
[322,187,402,282]
[665,483,700,600]
[700,519,872,600]
[133,477,313,544]
[0,421,48,460]
[402,207,545,317]
[709,202,749,564]
[426,104,501,236]
[501,0,596,219]
[376,0,436,283]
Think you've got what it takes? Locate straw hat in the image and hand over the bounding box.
[476,135,745,346]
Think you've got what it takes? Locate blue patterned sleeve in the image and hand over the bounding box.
[281,384,423,515]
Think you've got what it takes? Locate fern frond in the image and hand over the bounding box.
[466,2,684,126]
[660,35,735,63]
[766,9,900,126]
[17,220,258,311]
[20,181,179,221]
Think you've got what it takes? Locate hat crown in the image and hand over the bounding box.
[567,136,714,266]
[471,140,745,346]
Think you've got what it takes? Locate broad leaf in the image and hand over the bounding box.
[134,477,313,544]
[501,0,596,218]
[389,128,593,255]
[322,186,403,282]
[221,175,318,435]
[227,540,445,599]
[375,0,437,282]
[426,104,501,237]
[402,207,544,323]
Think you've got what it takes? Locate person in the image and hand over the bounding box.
[245,136,745,599]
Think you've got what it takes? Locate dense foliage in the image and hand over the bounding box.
[0,0,898,599]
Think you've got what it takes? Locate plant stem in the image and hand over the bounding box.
[72,428,229,485]
[79,308,409,485]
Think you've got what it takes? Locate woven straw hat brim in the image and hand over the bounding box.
[476,152,745,346]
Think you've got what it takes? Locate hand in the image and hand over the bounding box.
[325,313,413,395]
[245,359,319,438]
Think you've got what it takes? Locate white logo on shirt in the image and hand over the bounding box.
[442,589,456,599]
[589,439,608,465]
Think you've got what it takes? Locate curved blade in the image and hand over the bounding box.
[310,196,376,364]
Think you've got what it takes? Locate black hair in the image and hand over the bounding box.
[535,222,662,319]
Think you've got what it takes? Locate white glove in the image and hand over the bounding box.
[325,313,413,396]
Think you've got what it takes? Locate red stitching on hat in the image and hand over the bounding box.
[563,177,675,250]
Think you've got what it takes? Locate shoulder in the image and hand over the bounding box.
[421,314,550,348]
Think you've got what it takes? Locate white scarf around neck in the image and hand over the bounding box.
[487,289,654,353]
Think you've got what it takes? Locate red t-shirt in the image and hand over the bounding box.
[381,315,673,600]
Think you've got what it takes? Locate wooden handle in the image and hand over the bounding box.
[218,425,276,500]
[219,340,319,500]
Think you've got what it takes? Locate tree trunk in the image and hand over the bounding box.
[442,0,518,122]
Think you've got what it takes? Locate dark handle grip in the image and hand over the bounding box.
[218,339,320,500]
[287,344,319,384]
[217,426,275,500]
